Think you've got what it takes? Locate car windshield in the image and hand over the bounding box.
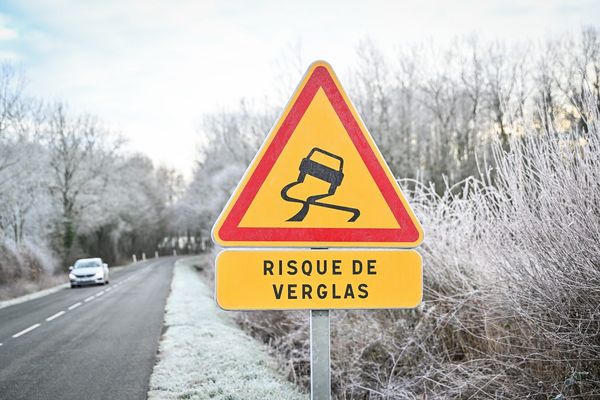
[74,260,100,269]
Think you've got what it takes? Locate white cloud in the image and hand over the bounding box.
[0,26,17,40]
[0,13,19,60]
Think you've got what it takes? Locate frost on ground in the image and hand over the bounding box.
[148,256,307,400]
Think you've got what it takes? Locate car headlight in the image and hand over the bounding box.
[69,273,76,280]
[95,271,103,277]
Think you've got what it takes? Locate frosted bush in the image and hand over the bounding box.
[235,123,600,398]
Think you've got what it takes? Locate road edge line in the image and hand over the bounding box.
[0,262,136,311]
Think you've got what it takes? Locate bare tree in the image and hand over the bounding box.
[0,63,25,137]
[43,103,120,265]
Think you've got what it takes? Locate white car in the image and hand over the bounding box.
[69,258,110,288]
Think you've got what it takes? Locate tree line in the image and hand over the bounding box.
[3,27,599,287]
[182,27,600,238]
[0,64,183,282]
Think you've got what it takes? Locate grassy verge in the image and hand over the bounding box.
[148,256,307,400]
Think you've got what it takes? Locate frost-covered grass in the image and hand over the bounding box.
[147,257,307,400]
[236,125,600,399]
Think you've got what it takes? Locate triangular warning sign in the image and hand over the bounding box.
[212,61,423,248]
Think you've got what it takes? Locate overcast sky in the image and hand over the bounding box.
[0,0,598,177]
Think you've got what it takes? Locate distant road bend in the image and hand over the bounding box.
[0,257,175,400]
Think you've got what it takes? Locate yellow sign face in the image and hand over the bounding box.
[212,61,423,248]
[216,250,422,310]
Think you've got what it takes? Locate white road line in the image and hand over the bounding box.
[96,291,105,297]
[68,302,82,310]
[84,296,94,302]
[46,311,65,322]
[105,287,112,292]
[0,343,3,346]
[12,323,41,338]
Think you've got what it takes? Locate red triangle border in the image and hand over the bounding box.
[218,65,420,244]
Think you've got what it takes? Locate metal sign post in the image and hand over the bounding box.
[310,309,331,400]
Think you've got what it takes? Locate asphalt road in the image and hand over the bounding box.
[0,257,175,400]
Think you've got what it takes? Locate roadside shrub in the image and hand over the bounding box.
[0,241,22,284]
[234,117,600,398]
[0,241,59,299]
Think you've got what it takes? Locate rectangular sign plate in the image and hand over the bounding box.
[215,249,422,310]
